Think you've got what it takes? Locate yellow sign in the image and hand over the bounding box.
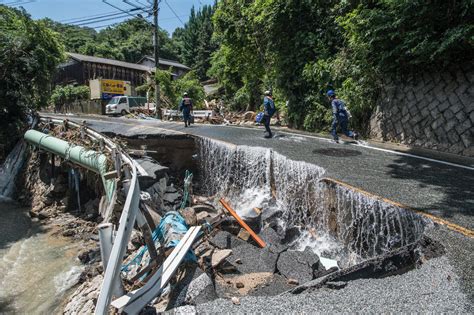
[101,79,128,94]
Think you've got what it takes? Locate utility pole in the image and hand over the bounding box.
[153,0,161,119]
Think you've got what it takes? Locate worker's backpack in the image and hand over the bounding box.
[266,98,276,117]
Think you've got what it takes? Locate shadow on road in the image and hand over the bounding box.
[386,149,474,222]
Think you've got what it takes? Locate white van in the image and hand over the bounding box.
[105,96,149,115]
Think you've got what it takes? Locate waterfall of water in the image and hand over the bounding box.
[196,137,426,267]
[0,141,27,199]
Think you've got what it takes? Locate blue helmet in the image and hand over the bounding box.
[326,90,335,97]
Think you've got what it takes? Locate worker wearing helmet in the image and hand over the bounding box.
[262,90,276,138]
[327,90,358,143]
[179,92,193,127]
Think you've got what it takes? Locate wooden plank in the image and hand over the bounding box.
[111,226,201,311]
[219,199,266,248]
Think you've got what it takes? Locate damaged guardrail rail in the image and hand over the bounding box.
[28,118,142,314]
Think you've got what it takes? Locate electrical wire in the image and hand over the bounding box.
[2,0,35,6]
[72,13,139,26]
[63,10,141,24]
[59,11,121,23]
[163,0,185,26]
[89,14,187,30]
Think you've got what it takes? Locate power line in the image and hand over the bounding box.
[163,0,185,26]
[60,10,132,23]
[65,6,152,26]
[2,0,35,6]
[88,14,187,29]
[102,0,148,20]
[72,13,136,26]
[60,11,118,23]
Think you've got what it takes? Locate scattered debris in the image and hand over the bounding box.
[287,278,299,285]
[219,199,266,248]
[277,248,321,284]
[237,228,250,241]
[211,249,233,268]
[231,297,240,305]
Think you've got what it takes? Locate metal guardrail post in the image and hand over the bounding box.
[36,116,149,314]
[95,165,141,315]
[98,223,114,268]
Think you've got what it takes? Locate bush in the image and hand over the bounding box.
[50,85,90,112]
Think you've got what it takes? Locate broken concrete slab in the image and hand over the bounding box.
[167,265,217,309]
[212,249,233,268]
[281,226,301,244]
[163,192,181,204]
[145,177,167,214]
[180,207,197,226]
[136,156,169,189]
[287,237,430,295]
[239,208,262,233]
[227,243,278,274]
[259,227,287,254]
[209,231,248,250]
[276,248,319,284]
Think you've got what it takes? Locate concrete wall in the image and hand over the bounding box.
[370,66,473,157]
[59,100,104,115]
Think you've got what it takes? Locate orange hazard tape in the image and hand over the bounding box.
[219,199,266,248]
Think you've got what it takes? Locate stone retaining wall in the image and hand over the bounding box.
[370,66,473,157]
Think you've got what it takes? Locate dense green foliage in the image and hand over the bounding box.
[45,18,180,63]
[137,70,205,109]
[0,5,63,153]
[173,4,218,80]
[209,0,474,132]
[50,85,89,112]
[2,0,473,155]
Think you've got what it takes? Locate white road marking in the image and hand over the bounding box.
[50,115,474,171]
[215,124,474,171]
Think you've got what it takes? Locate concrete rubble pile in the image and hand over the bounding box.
[124,104,285,127]
[89,155,342,314]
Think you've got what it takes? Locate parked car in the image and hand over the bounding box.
[105,96,149,115]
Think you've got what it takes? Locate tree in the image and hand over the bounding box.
[45,18,181,63]
[0,6,64,152]
[210,0,266,111]
[174,4,218,80]
[137,70,205,109]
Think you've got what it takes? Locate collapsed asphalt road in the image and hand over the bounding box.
[43,113,474,311]
[46,113,474,230]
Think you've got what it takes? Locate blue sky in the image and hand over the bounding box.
[2,0,215,35]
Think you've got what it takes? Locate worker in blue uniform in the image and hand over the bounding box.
[327,90,358,143]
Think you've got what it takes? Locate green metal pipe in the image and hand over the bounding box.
[24,129,116,201]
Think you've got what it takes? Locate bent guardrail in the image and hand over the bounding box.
[36,117,141,314]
